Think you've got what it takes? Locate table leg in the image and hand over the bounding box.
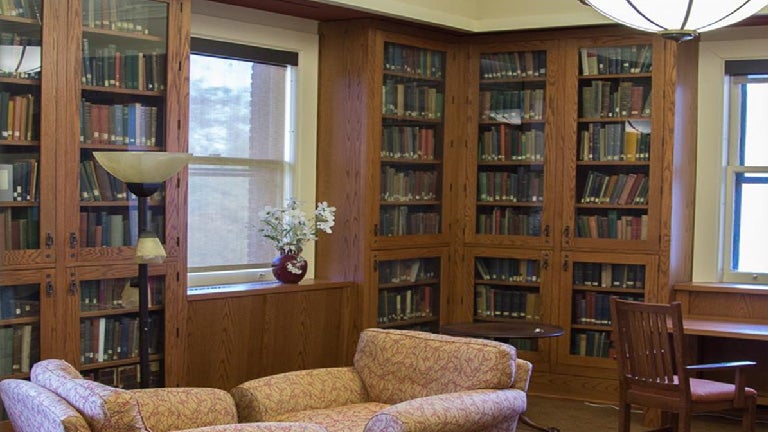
[520,413,560,432]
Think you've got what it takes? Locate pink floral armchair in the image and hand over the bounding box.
[231,328,533,432]
[0,359,327,432]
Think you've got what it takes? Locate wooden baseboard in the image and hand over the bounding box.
[528,371,619,405]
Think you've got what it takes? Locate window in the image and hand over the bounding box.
[187,5,318,288]
[723,61,768,282]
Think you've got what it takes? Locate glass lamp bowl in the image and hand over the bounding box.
[92,152,192,184]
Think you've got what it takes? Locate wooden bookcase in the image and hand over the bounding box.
[318,21,697,402]
[0,1,190,423]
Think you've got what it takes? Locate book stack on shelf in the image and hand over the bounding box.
[376,257,439,329]
[0,283,40,375]
[379,42,445,238]
[473,257,541,321]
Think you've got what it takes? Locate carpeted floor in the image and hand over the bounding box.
[519,395,768,432]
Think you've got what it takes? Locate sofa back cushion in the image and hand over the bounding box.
[0,378,90,432]
[353,328,517,404]
[31,359,147,432]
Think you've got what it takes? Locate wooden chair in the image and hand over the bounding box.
[610,298,757,432]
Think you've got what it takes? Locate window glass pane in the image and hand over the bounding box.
[188,52,292,272]
[743,82,768,166]
[733,178,768,273]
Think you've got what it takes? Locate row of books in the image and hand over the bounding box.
[572,292,643,326]
[478,168,544,203]
[579,45,652,76]
[378,258,438,285]
[478,125,545,162]
[383,43,443,79]
[80,277,164,312]
[380,167,438,202]
[82,0,162,35]
[581,80,651,119]
[0,324,39,375]
[79,158,127,202]
[81,360,162,390]
[0,284,38,320]
[82,39,166,91]
[80,315,162,365]
[378,207,440,236]
[0,0,40,20]
[0,34,41,79]
[0,159,38,202]
[572,263,646,289]
[381,125,438,161]
[575,213,648,240]
[478,89,545,122]
[377,285,435,324]
[0,207,38,251]
[475,258,540,283]
[79,209,163,248]
[79,100,160,147]
[382,80,444,120]
[578,122,651,162]
[474,286,541,321]
[1,92,36,141]
[480,51,547,80]
[571,330,612,359]
[476,207,542,236]
[580,171,648,206]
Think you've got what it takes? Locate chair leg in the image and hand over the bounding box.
[617,403,631,432]
[742,394,757,432]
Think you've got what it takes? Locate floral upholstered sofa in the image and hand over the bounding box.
[231,328,533,432]
[0,359,327,432]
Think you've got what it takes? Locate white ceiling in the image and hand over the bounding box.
[316,0,768,33]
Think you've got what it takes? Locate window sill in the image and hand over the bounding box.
[674,282,768,295]
[187,278,354,300]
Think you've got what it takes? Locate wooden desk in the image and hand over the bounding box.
[684,318,768,341]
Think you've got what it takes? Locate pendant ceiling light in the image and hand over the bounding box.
[580,0,768,42]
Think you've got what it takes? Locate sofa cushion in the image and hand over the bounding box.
[353,329,517,404]
[30,359,146,432]
[0,378,91,432]
[271,402,388,432]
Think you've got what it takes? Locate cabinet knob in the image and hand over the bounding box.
[562,259,569,271]
[544,225,550,238]
[69,232,78,249]
[45,232,54,248]
[45,281,54,297]
[69,279,78,295]
[563,225,570,239]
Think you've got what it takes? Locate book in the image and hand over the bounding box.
[0,163,12,201]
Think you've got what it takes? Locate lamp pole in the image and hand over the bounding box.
[127,182,162,389]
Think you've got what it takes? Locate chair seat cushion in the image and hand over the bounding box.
[271,402,389,432]
[690,378,757,402]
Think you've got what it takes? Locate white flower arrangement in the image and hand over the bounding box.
[257,198,336,255]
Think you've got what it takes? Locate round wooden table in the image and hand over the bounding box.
[440,320,564,432]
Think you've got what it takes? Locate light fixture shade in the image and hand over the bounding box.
[136,231,166,264]
[582,0,768,40]
[93,152,192,184]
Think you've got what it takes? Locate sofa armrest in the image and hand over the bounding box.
[364,388,527,432]
[177,423,329,432]
[512,358,533,392]
[231,367,368,422]
[131,387,238,431]
[0,379,91,432]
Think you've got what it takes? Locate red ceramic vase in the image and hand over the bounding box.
[271,252,308,284]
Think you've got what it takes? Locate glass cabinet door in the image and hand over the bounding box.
[76,0,168,263]
[0,1,53,266]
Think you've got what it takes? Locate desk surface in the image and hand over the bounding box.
[441,321,564,339]
[684,318,768,341]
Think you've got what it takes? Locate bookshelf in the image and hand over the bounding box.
[0,1,189,424]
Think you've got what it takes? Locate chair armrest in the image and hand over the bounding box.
[512,358,533,392]
[231,367,368,422]
[685,361,756,372]
[131,387,238,431]
[364,388,527,432]
[177,422,329,432]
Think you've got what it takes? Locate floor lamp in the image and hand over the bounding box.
[93,151,191,388]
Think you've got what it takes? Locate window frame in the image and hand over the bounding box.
[187,0,319,288]
[694,30,768,284]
